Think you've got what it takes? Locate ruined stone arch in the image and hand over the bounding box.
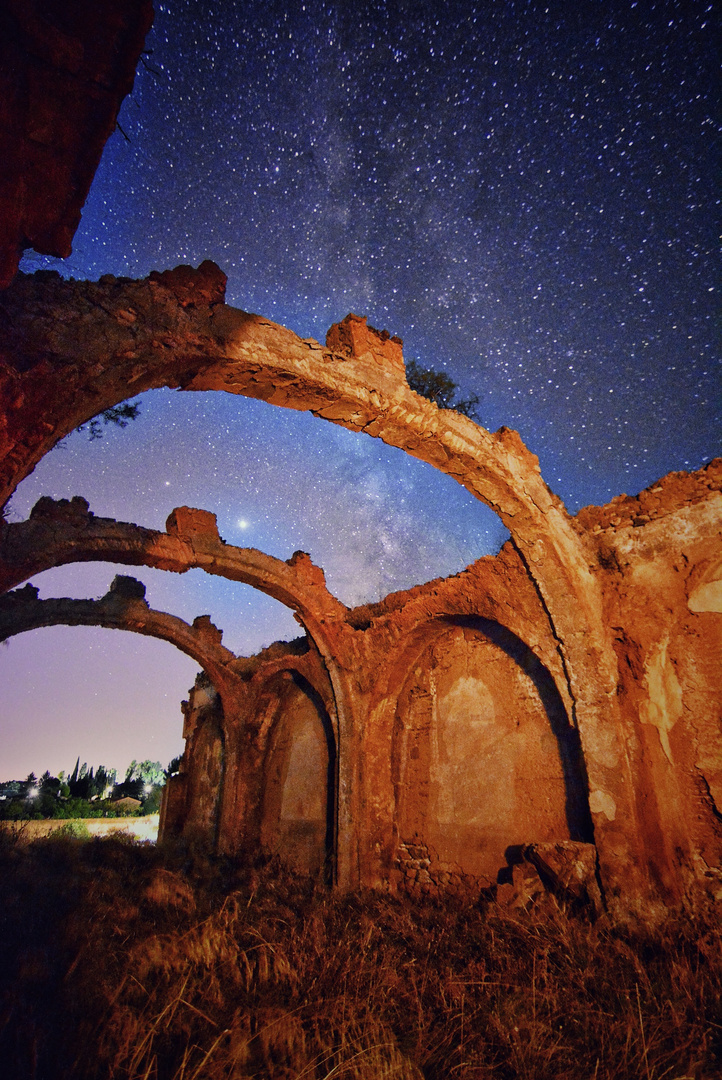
[0,577,240,841]
[0,499,349,631]
[0,578,240,693]
[0,266,661,904]
[0,495,363,878]
[243,651,339,754]
[0,578,343,868]
[0,25,718,915]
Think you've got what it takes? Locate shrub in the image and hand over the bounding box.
[50,820,91,841]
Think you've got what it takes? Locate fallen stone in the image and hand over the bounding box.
[523,841,604,915]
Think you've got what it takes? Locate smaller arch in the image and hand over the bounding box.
[0,501,355,860]
[389,615,593,884]
[0,578,243,854]
[257,669,337,884]
[0,498,349,638]
[0,577,242,696]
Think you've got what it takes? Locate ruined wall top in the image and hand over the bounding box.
[575,458,722,534]
[325,314,405,376]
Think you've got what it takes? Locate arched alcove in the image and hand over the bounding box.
[392,617,593,882]
[259,672,336,882]
[180,690,226,847]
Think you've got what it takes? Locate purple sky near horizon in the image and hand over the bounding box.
[1,0,719,782]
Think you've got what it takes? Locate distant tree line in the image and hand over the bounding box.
[0,756,181,821]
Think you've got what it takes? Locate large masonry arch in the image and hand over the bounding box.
[0,578,239,689]
[0,266,642,905]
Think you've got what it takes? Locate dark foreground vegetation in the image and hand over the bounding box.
[0,830,719,1080]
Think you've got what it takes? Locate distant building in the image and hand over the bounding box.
[111,796,142,813]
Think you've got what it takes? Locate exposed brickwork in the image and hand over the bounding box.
[395,839,485,898]
[575,459,722,533]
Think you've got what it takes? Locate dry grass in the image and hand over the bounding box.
[0,830,719,1079]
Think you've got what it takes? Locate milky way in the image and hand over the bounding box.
[2,0,718,779]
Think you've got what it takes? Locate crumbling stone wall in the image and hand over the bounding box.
[0,267,720,915]
[580,461,722,903]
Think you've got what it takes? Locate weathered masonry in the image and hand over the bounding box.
[1,263,720,920]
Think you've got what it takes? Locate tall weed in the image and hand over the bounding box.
[0,837,719,1079]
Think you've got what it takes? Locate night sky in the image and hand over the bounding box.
[1,0,719,781]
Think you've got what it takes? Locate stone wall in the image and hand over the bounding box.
[150,460,719,915]
[0,265,719,915]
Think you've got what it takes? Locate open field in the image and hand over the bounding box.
[1,814,159,842]
[0,830,719,1080]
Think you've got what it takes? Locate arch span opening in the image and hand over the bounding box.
[7,387,509,611]
[0,626,197,781]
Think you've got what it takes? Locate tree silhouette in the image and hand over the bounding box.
[406,360,480,419]
[77,401,140,440]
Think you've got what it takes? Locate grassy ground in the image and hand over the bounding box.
[1,815,159,842]
[0,830,719,1080]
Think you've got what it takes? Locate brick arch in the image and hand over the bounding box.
[0,577,238,854]
[0,265,648,907]
[244,653,338,752]
[210,648,339,865]
[0,578,343,872]
[0,495,363,877]
[0,497,349,635]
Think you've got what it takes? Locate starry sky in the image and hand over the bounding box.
[1,0,719,782]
